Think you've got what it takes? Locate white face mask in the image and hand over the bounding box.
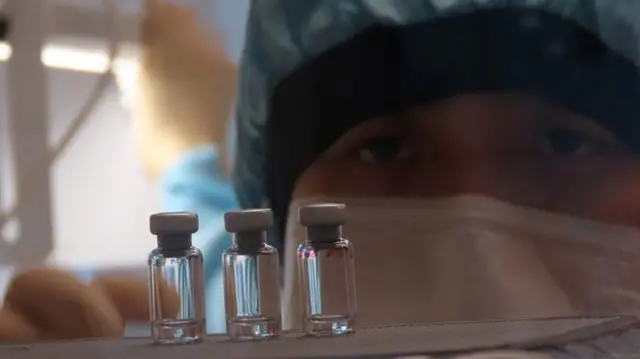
[282,195,640,330]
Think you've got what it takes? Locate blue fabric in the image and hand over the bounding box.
[160,144,238,333]
[232,0,640,210]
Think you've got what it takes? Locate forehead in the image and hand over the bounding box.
[232,0,640,212]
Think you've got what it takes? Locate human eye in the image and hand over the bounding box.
[539,129,602,158]
[538,121,622,160]
[353,135,416,164]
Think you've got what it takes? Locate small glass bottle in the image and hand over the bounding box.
[223,209,281,340]
[148,212,205,345]
[297,203,356,336]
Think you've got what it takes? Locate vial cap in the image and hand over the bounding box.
[224,209,273,233]
[150,212,199,235]
[298,203,347,227]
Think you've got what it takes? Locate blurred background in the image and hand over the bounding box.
[0,0,248,294]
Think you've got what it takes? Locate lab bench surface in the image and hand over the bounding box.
[0,316,637,359]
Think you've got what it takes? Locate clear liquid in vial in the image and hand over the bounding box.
[224,245,281,340]
[298,239,356,336]
[149,247,206,345]
[151,319,205,345]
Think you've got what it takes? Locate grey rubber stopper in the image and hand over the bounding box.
[224,209,273,233]
[150,212,199,235]
[298,203,347,227]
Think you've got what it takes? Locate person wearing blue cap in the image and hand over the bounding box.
[2,1,640,355]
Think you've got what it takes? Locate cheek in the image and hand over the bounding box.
[584,169,640,228]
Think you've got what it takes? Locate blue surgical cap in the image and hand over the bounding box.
[232,0,640,234]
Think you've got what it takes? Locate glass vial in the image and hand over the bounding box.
[223,209,281,340]
[297,203,356,336]
[148,212,206,345]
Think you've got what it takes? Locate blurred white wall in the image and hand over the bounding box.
[49,71,162,268]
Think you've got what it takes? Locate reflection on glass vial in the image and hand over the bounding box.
[148,212,205,345]
[297,203,356,336]
[223,209,282,341]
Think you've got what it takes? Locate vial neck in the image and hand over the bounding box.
[306,225,341,242]
[233,231,267,253]
[157,234,192,251]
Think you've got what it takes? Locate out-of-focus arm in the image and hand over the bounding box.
[160,144,238,333]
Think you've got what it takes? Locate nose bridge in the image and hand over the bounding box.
[400,160,506,200]
[439,159,503,197]
[406,106,527,198]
